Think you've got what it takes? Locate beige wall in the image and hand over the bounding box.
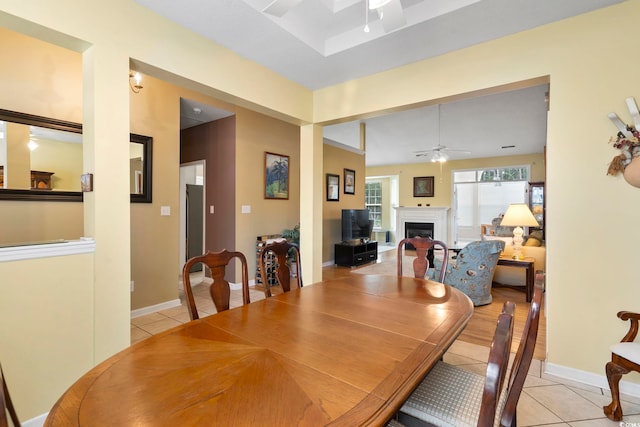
[31,139,83,190]
[128,73,181,310]
[323,144,366,262]
[5,121,31,189]
[318,1,640,383]
[0,26,82,121]
[0,0,310,420]
[0,29,84,245]
[0,253,94,420]
[1,0,640,420]
[0,201,84,244]
[235,107,301,279]
[367,153,546,243]
[129,76,302,307]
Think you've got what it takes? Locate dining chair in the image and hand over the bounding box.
[393,272,544,427]
[258,239,302,297]
[397,236,449,283]
[393,300,515,427]
[1,361,21,427]
[604,310,640,420]
[181,249,250,320]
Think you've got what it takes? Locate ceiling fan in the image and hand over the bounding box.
[414,144,472,163]
[262,0,406,33]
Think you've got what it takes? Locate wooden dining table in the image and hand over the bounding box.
[45,274,473,426]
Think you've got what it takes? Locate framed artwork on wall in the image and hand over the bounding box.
[344,168,355,195]
[326,173,340,201]
[264,152,289,200]
[413,176,434,197]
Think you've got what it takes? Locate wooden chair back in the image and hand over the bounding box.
[397,236,449,282]
[604,310,640,421]
[478,301,516,427]
[181,249,250,320]
[499,271,545,427]
[1,362,20,427]
[258,240,302,297]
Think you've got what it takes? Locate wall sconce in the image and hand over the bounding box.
[129,71,143,93]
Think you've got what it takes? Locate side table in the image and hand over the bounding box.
[494,256,535,302]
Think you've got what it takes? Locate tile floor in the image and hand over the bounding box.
[130,277,640,426]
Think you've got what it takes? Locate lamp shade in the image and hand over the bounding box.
[500,203,539,227]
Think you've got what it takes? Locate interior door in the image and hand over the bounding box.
[186,183,204,272]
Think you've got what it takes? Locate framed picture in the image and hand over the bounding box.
[264,152,289,200]
[413,176,434,197]
[343,168,355,195]
[326,173,340,201]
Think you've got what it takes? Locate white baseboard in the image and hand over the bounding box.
[24,412,47,427]
[545,362,640,401]
[130,299,182,318]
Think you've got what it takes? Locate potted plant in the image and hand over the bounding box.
[282,223,300,277]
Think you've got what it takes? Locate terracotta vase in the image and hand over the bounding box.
[623,156,640,188]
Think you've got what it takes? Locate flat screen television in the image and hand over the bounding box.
[341,209,373,243]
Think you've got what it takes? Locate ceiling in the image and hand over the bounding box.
[144,0,622,166]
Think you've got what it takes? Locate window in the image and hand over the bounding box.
[453,166,529,244]
[365,181,382,229]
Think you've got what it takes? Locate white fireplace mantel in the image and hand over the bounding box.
[394,207,450,245]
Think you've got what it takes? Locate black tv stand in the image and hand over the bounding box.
[335,241,378,267]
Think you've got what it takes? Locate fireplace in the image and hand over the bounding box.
[405,222,434,239]
[395,206,450,245]
[405,222,434,250]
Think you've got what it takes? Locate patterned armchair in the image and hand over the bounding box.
[428,240,505,306]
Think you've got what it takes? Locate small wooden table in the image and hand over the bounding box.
[45,275,473,426]
[495,256,535,302]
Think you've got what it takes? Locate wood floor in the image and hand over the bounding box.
[322,248,546,360]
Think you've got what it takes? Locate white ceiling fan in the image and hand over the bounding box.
[262,0,406,32]
[414,144,472,163]
[413,104,471,163]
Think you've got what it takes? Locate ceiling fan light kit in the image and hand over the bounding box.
[415,144,471,163]
[429,151,448,163]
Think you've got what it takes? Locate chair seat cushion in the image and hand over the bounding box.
[400,361,505,427]
[611,342,640,364]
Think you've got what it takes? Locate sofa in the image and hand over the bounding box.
[482,233,545,287]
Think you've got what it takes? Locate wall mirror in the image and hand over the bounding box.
[0,109,153,203]
[0,109,83,201]
[130,133,153,203]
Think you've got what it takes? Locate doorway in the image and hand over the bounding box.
[179,161,206,277]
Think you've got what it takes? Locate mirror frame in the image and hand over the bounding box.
[0,109,153,203]
[130,133,153,203]
[0,108,83,202]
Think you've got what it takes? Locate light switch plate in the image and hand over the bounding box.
[160,206,171,216]
[241,205,251,214]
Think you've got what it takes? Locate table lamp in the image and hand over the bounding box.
[500,203,539,260]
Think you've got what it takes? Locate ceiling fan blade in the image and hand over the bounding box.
[262,0,304,17]
[444,148,472,153]
[379,0,406,33]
